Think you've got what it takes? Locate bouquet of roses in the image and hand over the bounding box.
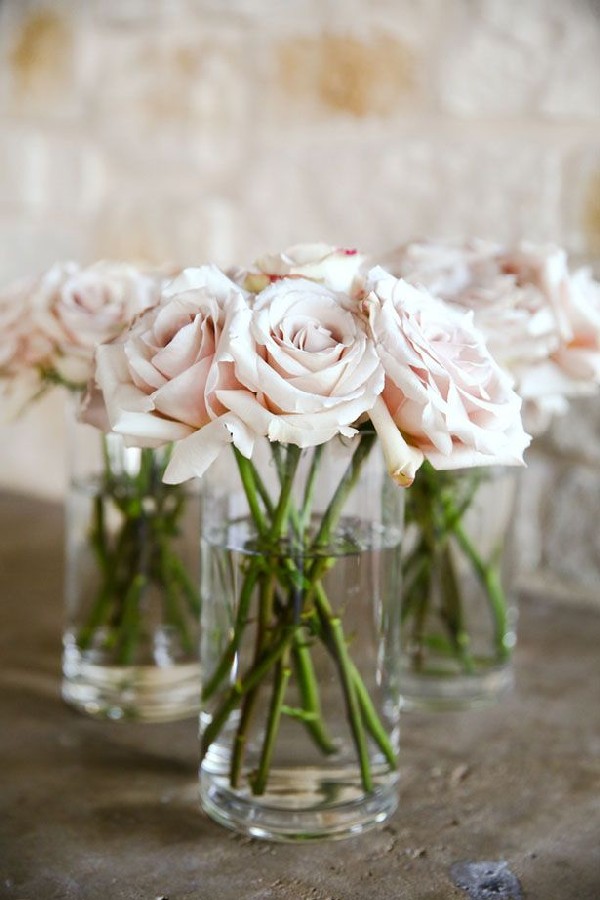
[0,261,201,675]
[0,260,160,410]
[378,238,600,432]
[371,238,600,689]
[87,243,529,788]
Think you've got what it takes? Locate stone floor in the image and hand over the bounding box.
[1,492,599,900]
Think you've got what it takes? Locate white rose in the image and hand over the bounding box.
[377,239,600,431]
[91,266,256,482]
[372,237,504,300]
[37,261,161,386]
[373,239,560,373]
[362,268,530,471]
[215,276,384,449]
[239,243,367,295]
[458,243,600,425]
[535,265,600,384]
[0,274,58,418]
[0,275,51,369]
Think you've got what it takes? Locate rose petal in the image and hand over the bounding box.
[163,413,255,483]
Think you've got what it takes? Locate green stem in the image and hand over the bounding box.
[252,467,275,519]
[160,546,195,656]
[251,648,292,795]
[233,448,269,539]
[291,630,337,755]
[312,431,376,550]
[78,494,113,649]
[201,562,262,702]
[313,583,372,792]
[165,553,201,617]
[453,522,509,661]
[79,512,138,648]
[77,582,114,651]
[298,444,324,531]
[230,685,260,789]
[230,569,276,784]
[200,627,294,760]
[89,493,109,573]
[439,544,476,674]
[400,543,431,626]
[117,573,147,665]
[269,444,302,540]
[409,562,433,672]
[350,663,397,768]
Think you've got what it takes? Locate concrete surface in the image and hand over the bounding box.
[0,492,599,900]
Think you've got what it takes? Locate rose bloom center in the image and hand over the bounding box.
[279,315,343,354]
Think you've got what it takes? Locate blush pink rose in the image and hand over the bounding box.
[37,261,161,386]
[0,274,56,370]
[361,267,530,472]
[0,260,162,420]
[237,243,367,296]
[214,276,384,450]
[0,269,67,418]
[91,266,256,482]
[376,239,600,431]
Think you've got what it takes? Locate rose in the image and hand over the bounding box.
[373,238,502,299]
[373,239,560,371]
[0,260,162,420]
[238,243,367,295]
[494,246,600,429]
[376,239,600,431]
[510,264,600,432]
[361,268,530,474]
[0,272,62,418]
[91,266,256,481]
[492,242,585,381]
[36,261,162,387]
[0,278,50,417]
[549,266,600,384]
[0,275,54,370]
[501,247,600,387]
[209,276,385,453]
[99,273,385,484]
[375,239,565,368]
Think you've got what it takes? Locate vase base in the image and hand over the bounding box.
[200,767,399,842]
[400,664,514,712]
[62,660,201,722]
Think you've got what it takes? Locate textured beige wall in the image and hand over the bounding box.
[0,0,599,598]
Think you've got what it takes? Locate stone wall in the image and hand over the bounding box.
[0,0,599,602]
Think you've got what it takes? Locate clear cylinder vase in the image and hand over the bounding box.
[61,402,202,722]
[400,463,519,711]
[198,431,404,841]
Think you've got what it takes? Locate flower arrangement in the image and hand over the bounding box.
[377,239,600,432]
[0,261,201,718]
[92,253,529,483]
[9,239,598,830]
[82,244,529,821]
[371,239,600,703]
[0,260,160,412]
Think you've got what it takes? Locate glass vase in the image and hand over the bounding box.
[400,463,518,710]
[61,405,202,722]
[198,430,404,841]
